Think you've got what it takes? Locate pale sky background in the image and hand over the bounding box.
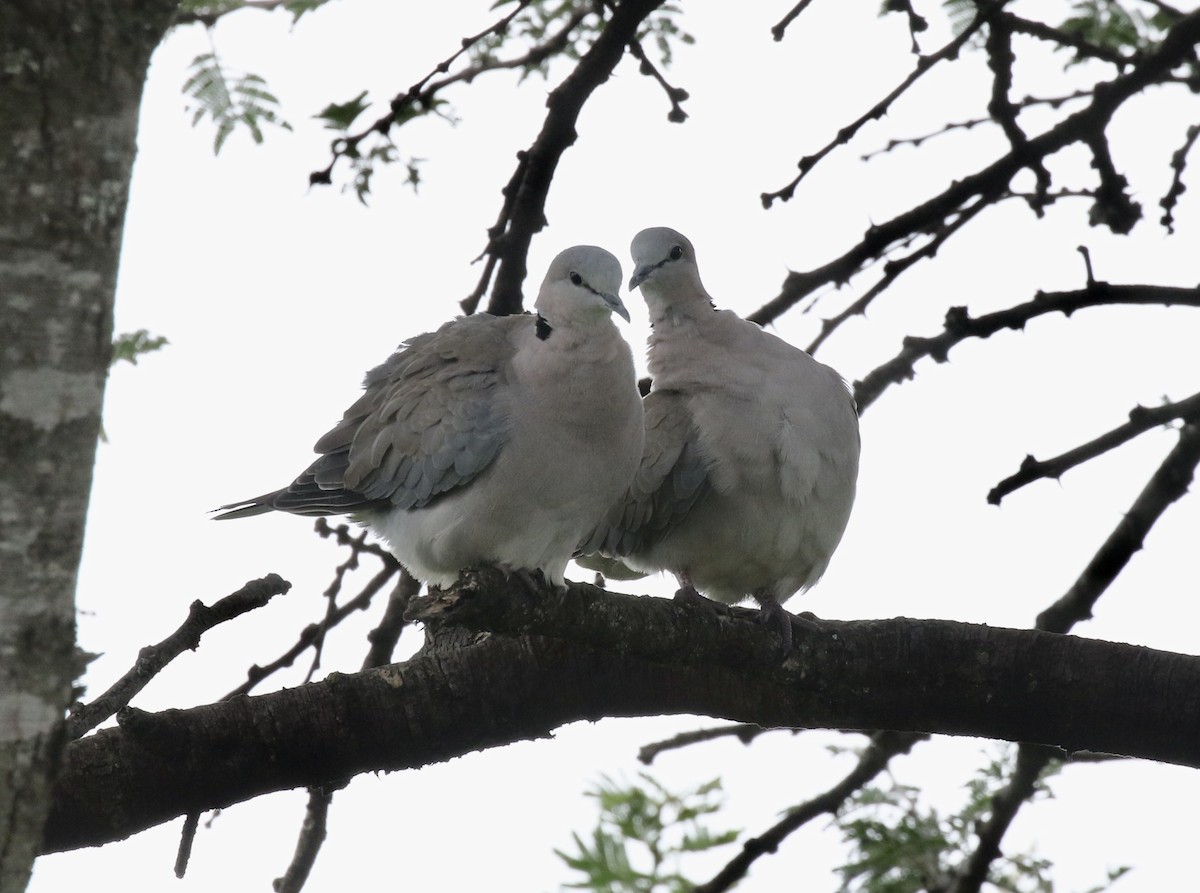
[30,2,1200,891]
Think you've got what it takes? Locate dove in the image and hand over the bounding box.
[581,228,859,646]
[217,245,644,590]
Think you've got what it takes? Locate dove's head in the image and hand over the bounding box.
[628,228,710,319]
[535,245,630,327]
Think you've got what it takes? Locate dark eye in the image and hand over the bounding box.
[669,245,684,260]
[569,271,583,286]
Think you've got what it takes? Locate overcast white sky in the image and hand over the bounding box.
[30,2,1200,891]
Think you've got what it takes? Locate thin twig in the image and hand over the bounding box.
[362,569,421,670]
[750,9,1200,343]
[770,0,816,42]
[1036,420,1200,633]
[625,36,689,122]
[174,811,201,878]
[760,2,1002,209]
[273,786,336,893]
[852,281,1200,413]
[224,562,398,700]
[482,0,667,314]
[989,390,1200,504]
[1160,122,1200,233]
[796,193,990,352]
[309,1,538,186]
[65,573,292,740]
[638,724,777,764]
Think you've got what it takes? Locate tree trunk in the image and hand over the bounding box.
[0,2,176,888]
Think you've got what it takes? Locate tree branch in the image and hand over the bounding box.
[749,8,1200,339]
[637,723,776,764]
[989,390,1200,503]
[65,574,292,740]
[852,281,1200,413]
[273,786,335,893]
[694,730,925,893]
[1036,420,1200,633]
[42,573,1200,854]
[482,0,666,315]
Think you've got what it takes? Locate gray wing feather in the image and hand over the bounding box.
[214,314,515,520]
[580,389,710,557]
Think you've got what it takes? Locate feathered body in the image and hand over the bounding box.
[218,246,644,589]
[583,228,859,612]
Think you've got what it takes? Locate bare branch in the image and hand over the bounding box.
[173,811,200,879]
[796,193,989,351]
[362,569,421,670]
[483,0,668,315]
[65,574,292,740]
[1036,421,1200,633]
[626,36,689,122]
[989,390,1200,504]
[852,281,1200,413]
[223,561,397,700]
[750,9,1200,339]
[638,723,776,764]
[770,0,816,42]
[274,787,335,893]
[1160,121,1200,233]
[760,2,1001,209]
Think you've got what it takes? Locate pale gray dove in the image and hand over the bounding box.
[580,227,860,645]
[217,245,644,589]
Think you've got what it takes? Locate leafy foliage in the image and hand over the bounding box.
[183,51,292,154]
[111,330,169,367]
[313,90,432,203]
[832,745,1127,893]
[556,774,740,893]
[1057,0,1175,60]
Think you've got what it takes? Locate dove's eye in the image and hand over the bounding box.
[569,272,583,286]
[669,246,684,260]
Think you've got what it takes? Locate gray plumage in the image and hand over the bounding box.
[217,245,644,589]
[581,227,860,633]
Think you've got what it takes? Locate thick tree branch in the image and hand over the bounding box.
[42,574,1200,854]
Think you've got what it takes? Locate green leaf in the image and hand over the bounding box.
[556,773,739,892]
[281,0,331,23]
[111,330,169,367]
[182,51,291,154]
[315,90,371,132]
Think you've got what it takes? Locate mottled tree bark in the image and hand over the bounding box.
[39,572,1200,854]
[0,3,176,889]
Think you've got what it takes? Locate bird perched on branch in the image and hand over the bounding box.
[217,245,644,590]
[580,227,860,647]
